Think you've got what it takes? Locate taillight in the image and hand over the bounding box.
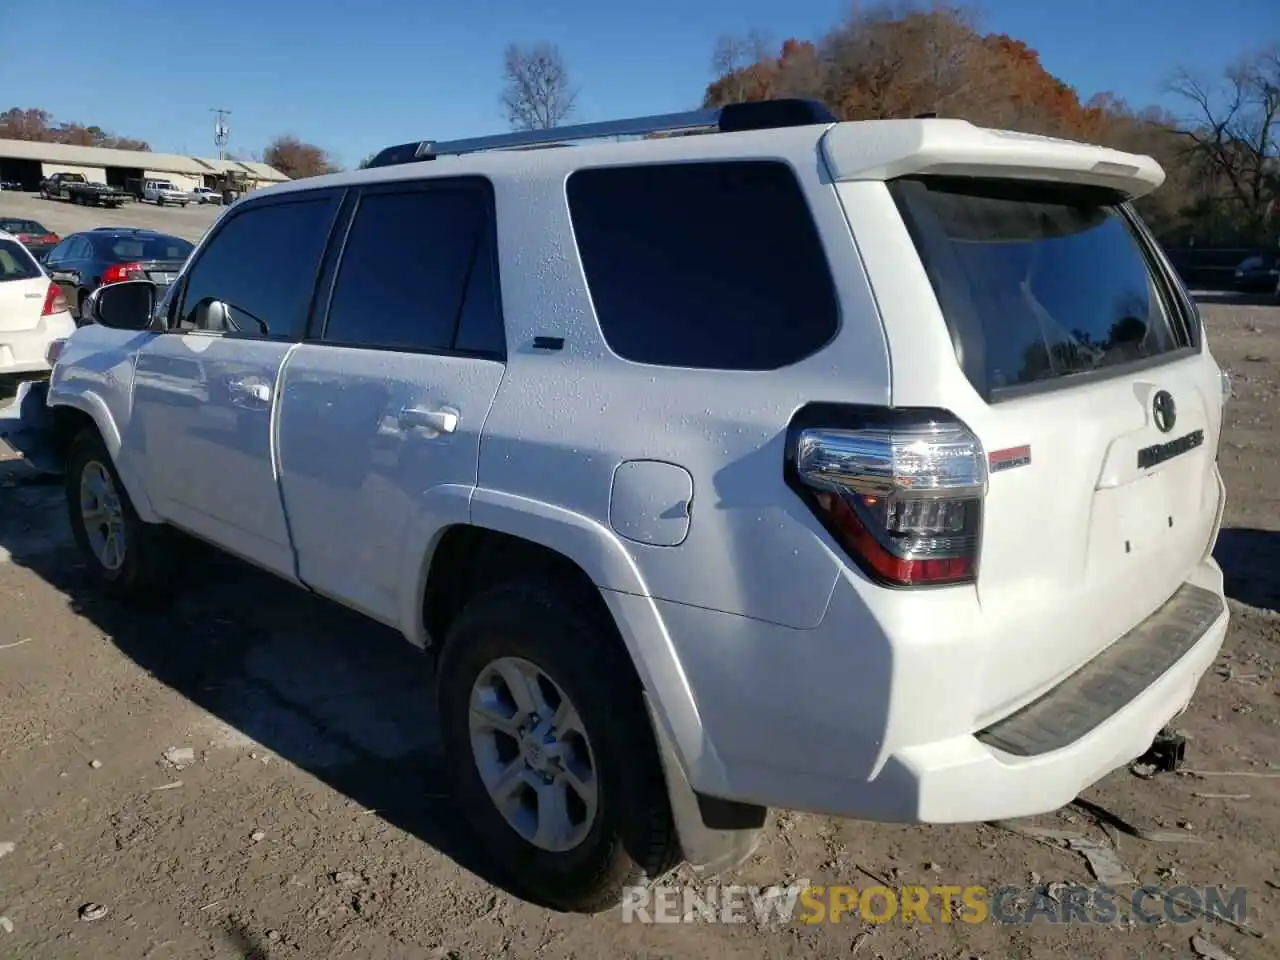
[788,409,987,587]
[102,262,144,284]
[41,282,69,316]
[44,234,60,245]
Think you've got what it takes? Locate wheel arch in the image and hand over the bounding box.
[50,395,160,523]
[417,495,759,872]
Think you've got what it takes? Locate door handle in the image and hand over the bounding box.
[397,405,458,434]
[228,378,272,405]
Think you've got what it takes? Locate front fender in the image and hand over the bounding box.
[48,379,160,525]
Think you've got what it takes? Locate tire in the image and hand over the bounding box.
[437,577,679,913]
[65,428,173,598]
[156,197,164,207]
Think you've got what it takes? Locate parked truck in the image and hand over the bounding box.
[40,172,128,208]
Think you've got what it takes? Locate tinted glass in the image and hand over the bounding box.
[567,161,839,370]
[891,177,1188,395]
[324,186,490,353]
[452,220,506,356]
[0,239,40,282]
[178,198,335,338]
[0,219,46,234]
[99,235,193,262]
[44,239,73,262]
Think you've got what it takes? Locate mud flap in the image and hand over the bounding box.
[644,694,765,875]
[0,379,63,476]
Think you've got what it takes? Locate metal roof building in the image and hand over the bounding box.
[0,139,290,192]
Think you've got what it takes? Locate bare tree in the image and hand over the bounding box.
[1167,44,1280,233]
[501,42,577,130]
[709,30,774,103]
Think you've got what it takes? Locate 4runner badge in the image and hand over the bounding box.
[988,445,1031,473]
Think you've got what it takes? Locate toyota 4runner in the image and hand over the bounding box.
[39,99,1231,913]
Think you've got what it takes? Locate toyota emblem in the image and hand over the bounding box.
[1152,390,1176,434]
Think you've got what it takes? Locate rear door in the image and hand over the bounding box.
[275,177,506,626]
[0,237,47,334]
[866,175,1225,715]
[132,190,342,578]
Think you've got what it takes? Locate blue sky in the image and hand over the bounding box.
[1,0,1273,167]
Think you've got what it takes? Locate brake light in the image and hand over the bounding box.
[102,262,144,284]
[788,410,987,586]
[43,234,60,245]
[41,282,69,316]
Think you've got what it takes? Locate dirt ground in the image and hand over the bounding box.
[0,285,1277,959]
[1,190,223,244]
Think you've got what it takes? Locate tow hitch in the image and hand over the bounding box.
[1131,729,1187,778]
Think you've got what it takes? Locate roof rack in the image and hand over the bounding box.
[366,98,838,168]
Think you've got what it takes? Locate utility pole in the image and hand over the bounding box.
[210,108,232,160]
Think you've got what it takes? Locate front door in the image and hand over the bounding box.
[131,189,343,577]
[275,178,507,627]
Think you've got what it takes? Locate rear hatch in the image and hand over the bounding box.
[841,166,1226,723]
[0,237,50,332]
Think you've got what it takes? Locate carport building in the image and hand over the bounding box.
[0,139,290,193]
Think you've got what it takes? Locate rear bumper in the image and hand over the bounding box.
[642,557,1228,824]
[0,316,73,375]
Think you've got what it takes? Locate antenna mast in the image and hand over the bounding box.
[210,108,232,160]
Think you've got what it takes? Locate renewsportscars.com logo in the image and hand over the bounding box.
[621,881,1249,927]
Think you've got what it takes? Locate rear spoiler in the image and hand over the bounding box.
[821,119,1164,199]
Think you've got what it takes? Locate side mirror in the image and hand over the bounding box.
[90,281,157,330]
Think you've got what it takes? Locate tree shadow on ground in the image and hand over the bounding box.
[1214,527,1280,612]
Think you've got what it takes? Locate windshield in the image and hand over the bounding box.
[105,236,194,261]
[890,176,1193,397]
[0,239,42,282]
[0,219,48,235]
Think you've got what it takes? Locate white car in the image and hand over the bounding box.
[39,101,1231,913]
[143,180,190,207]
[0,230,75,377]
[191,186,223,205]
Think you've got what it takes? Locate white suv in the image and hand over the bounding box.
[41,100,1231,912]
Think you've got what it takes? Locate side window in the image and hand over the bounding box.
[566,161,840,371]
[62,237,90,260]
[44,239,73,264]
[176,196,336,338]
[322,183,500,355]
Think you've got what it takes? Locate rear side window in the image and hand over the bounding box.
[0,239,40,282]
[567,161,839,370]
[322,182,503,356]
[890,177,1191,397]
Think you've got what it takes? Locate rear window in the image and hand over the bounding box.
[102,236,193,262]
[567,161,839,371]
[0,239,40,282]
[890,177,1192,397]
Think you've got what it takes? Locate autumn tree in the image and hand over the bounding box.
[263,135,339,179]
[1167,44,1280,237]
[501,42,577,130]
[0,107,150,150]
[700,2,1220,239]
